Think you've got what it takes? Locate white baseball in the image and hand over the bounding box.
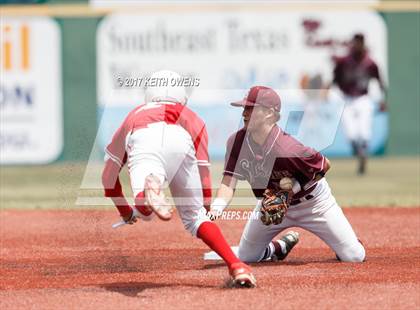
[279,177,293,190]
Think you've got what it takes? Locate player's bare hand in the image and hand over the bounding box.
[144,174,174,221]
[379,100,387,112]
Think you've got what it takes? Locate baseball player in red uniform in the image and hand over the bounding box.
[332,33,387,174]
[102,70,256,288]
[209,86,365,263]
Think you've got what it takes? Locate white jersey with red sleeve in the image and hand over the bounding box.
[104,107,138,168]
[175,104,210,167]
[104,101,213,235]
[105,102,210,169]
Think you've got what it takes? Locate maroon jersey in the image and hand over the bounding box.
[223,126,327,199]
[333,53,380,97]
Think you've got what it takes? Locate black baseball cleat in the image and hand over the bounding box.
[271,231,300,261]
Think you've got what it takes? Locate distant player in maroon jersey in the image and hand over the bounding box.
[332,33,387,174]
[209,86,365,263]
[102,70,256,288]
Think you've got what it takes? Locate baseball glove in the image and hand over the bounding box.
[260,188,292,225]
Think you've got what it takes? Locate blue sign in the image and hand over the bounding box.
[97,101,388,160]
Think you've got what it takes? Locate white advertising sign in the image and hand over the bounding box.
[97,11,387,107]
[96,11,387,158]
[0,17,63,164]
[91,1,380,8]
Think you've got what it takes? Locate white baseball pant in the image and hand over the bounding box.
[238,179,365,263]
[126,122,210,236]
[341,94,374,142]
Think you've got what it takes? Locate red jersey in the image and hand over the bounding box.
[105,102,210,168]
[223,126,327,199]
[333,53,381,97]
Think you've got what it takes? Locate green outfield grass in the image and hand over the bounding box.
[0,156,419,210]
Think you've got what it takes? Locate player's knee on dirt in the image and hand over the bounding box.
[237,245,265,263]
[336,241,365,262]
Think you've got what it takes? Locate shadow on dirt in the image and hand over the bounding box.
[101,281,215,297]
[201,257,343,271]
[201,260,310,270]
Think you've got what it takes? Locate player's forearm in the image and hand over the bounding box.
[314,157,330,181]
[107,181,132,218]
[322,157,331,174]
[215,183,234,205]
[102,159,123,196]
[102,159,131,217]
[374,71,387,99]
[198,165,212,209]
[211,176,237,213]
[301,157,330,191]
[106,181,132,217]
[380,82,387,95]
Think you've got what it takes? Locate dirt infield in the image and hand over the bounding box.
[1,208,419,309]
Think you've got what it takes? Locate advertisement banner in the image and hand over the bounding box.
[0,17,63,164]
[97,11,387,158]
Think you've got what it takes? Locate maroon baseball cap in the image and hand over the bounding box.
[231,86,281,112]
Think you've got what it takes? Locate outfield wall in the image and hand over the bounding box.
[59,17,99,161]
[383,12,420,155]
[1,4,419,163]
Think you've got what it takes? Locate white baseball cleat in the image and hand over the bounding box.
[144,174,174,221]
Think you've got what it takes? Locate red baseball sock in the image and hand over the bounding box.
[110,196,132,218]
[115,203,132,218]
[197,221,240,268]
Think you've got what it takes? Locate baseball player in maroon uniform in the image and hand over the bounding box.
[209,86,365,263]
[102,70,256,288]
[332,33,387,174]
